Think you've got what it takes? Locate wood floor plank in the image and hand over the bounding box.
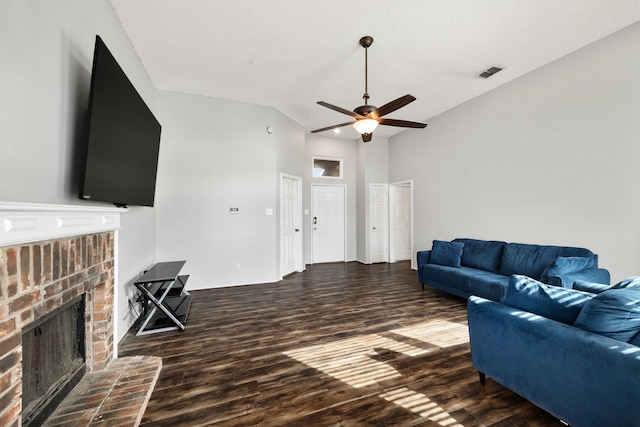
[119,261,561,426]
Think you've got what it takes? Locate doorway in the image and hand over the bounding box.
[389,181,414,267]
[280,174,303,277]
[311,184,346,263]
[369,183,389,263]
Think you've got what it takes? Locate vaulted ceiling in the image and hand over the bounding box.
[110,0,640,140]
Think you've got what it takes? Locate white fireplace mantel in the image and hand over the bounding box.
[0,201,127,247]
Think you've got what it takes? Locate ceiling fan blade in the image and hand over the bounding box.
[362,133,373,143]
[317,101,366,120]
[311,121,355,133]
[379,118,427,128]
[372,94,416,118]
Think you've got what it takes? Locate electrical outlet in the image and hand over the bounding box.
[235,263,241,271]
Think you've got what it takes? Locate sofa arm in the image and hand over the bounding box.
[547,267,610,290]
[468,296,640,427]
[416,250,431,267]
[416,250,431,286]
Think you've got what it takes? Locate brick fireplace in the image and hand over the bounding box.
[0,202,122,426]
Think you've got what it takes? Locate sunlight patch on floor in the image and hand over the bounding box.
[284,320,465,424]
[379,387,462,426]
[285,334,429,387]
[391,320,469,348]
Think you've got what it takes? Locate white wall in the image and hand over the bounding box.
[0,1,158,342]
[304,134,358,263]
[154,90,305,289]
[389,22,640,282]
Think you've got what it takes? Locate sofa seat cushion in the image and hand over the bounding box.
[421,264,509,300]
[572,280,612,294]
[501,275,594,325]
[574,287,640,342]
[453,238,505,274]
[430,240,464,267]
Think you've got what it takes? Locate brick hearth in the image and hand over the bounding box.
[42,355,161,427]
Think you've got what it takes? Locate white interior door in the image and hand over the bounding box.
[370,184,388,263]
[390,182,413,263]
[312,185,345,263]
[281,174,302,277]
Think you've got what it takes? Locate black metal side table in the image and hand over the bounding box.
[134,261,192,335]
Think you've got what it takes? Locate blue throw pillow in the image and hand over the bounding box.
[574,288,640,342]
[501,275,593,324]
[611,276,640,289]
[430,240,464,268]
[540,256,595,283]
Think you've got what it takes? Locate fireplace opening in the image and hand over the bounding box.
[21,295,86,427]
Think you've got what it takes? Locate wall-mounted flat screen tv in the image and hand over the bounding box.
[79,35,161,207]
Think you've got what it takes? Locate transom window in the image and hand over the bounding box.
[313,157,343,178]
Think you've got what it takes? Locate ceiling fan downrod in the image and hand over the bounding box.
[360,36,373,106]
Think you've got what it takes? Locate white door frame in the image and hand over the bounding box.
[389,180,415,268]
[280,173,303,278]
[311,184,347,264]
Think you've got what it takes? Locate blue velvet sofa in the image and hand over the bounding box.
[417,238,610,300]
[468,275,640,426]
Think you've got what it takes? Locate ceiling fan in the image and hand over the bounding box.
[311,36,427,142]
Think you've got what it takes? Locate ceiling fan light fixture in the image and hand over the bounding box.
[353,118,379,134]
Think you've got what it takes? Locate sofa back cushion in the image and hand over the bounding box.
[429,240,464,267]
[574,287,640,342]
[501,275,593,324]
[453,238,505,273]
[500,243,595,280]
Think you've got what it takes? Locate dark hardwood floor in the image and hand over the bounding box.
[118,261,560,426]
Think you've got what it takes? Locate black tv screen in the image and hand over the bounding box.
[80,35,161,207]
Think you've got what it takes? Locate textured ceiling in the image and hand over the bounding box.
[109,0,640,140]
